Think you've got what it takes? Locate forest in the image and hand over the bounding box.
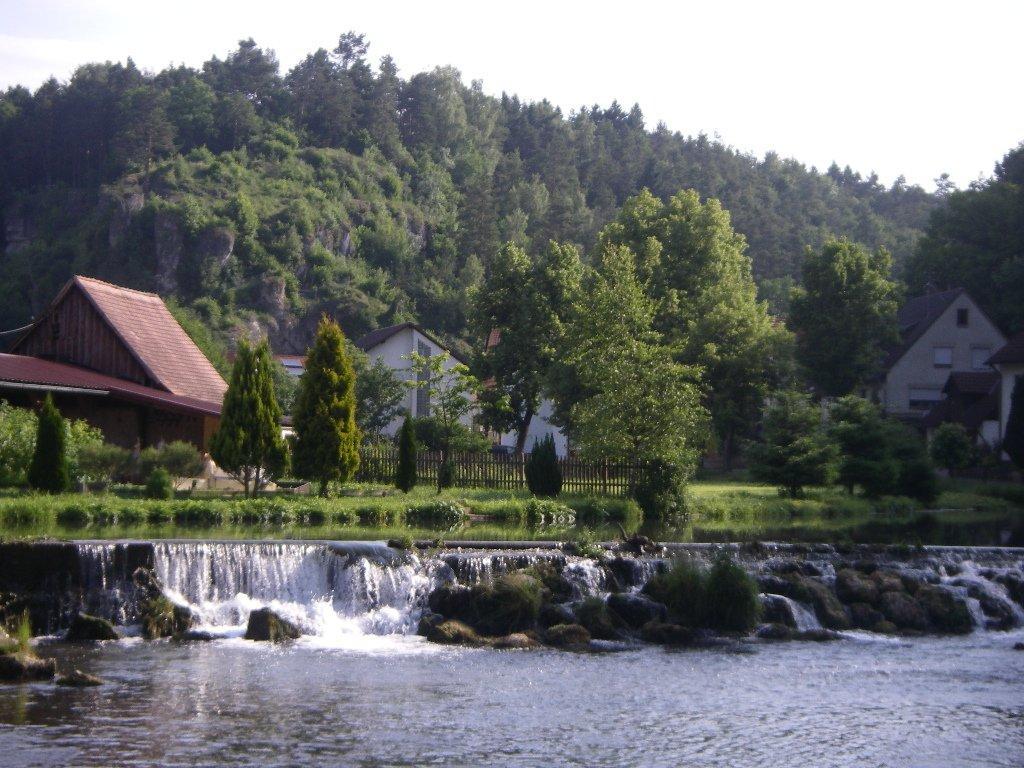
[0,34,943,352]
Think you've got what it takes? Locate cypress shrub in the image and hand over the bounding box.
[395,416,417,493]
[632,458,685,519]
[145,468,174,500]
[27,394,71,493]
[525,434,562,497]
[438,458,456,490]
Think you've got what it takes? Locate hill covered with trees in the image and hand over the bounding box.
[0,34,938,351]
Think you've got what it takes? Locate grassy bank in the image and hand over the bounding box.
[0,479,1021,546]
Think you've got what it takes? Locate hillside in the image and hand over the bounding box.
[0,36,937,352]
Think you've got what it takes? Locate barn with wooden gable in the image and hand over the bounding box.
[0,276,226,450]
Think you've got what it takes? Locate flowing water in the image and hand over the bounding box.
[1,541,1023,767]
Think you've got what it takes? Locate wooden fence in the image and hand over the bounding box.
[357,446,639,496]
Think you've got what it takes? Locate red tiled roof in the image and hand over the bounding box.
[72,276,227,402]
[989,331,1024,365]
[0,353,222,417]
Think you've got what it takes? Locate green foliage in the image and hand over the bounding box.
[747,391,837,497]
[906,143,1024,333]
[525,434,562,497]
[790,238,901,396]
[404,499,467,526]
[702,554,760,633]
[437,459,456,490]
[354,353,405,441]
[1004,377,1024,470]
[77,443,132,485]
[152,441,204,479]
[643,560,706,628]
[631,458,687,519]
[292,317,361,495]
[395,416,417,493]
[0,400,38,486]
[27,395,71,494]
[145,468,174,500]
[411,416,490,453]
[210,339,289,496]
[929,423,975,472]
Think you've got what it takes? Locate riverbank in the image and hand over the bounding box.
[0,479,1021,546]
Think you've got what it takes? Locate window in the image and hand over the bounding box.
[933,347,953,368]
[956,308,969,327]
[415,340,431,417]
[971,347,991,370]
[909,387,942,410]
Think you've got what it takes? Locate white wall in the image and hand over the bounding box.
[997,365,1023,453]
[882,295,1006,416]
[498,397,569,457]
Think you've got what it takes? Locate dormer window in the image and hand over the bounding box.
[956,308,969,327]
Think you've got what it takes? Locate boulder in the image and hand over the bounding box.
[756,623,794,641]
[800,579,851,630]
[426,620,485,646]
[493,633,540,650]
[539,602,576,629]
[604,557,648,589]
[870,570,906,595]
[417,611,445,637]
[427,584,474,621]
[849,602,885,630]
[1013,642,1024,651]
[0,652,56,682]
[55,669,103,687]
[141,596,196,640]
[879,592,929,631]
[243,608,301,642]
[640,620,693,645]
[607,593,668,630]
[575,597,623,640]
[995,573,1024,607]
[872,620,898,635]
[65,613,119,642]
[175,630,217,643]
[795,629,842,642]
[835,569,879,605]
[915,585,973,634]
[544,623,591,647]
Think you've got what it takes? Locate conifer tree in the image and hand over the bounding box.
[27,394,71,493]
[1003,377,1024,470]
[525,433,562,497]
[209,339,288,497]
[292,316,361,496]
[395,415,417,493]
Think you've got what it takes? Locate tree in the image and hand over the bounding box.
[209,339,288,497]
[473,240,581,454]
[115,85,175,194]
[27,394,71,493]
[0,400,39,486]
[395,416,417,493]
[525,433,562,497]
[748,391,837,497]
[405,351,480,491]
[292,317,361,495]
[600,189,788,468]
[1003,376,1024,470]
[790,238,901,397]
[562,244,708,472]
[929,423,975,473]
[353,353,405,442]
[828,396,899,496]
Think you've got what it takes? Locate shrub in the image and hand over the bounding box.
[632,457,687,518]
[77,443,133,485]
[230,498,290,525]
[27,395,71,493]
[405,500,467,527]
[702,554,760,633]
[643,560,706,628]
[437,459,456,490]
[156,441,204,479]
[412,417,490,453]
[470,573,543,635]
[56,503,91,528]
[748,391,836,498]
[0,400,38,487]
[930,423,975,473]
[145,468,174,500]
[395,416,417,493]
[525,434,562,497]
[523,498,572,528]
[570,497,643,527]
[171,500,219,526]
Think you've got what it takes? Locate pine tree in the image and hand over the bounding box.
[395,415,417,493]
[747,391,836,498]
[292,316,361,496]
[27,394,71,493]
[525,434,562,497]
[1003,376,1024,470]
[209,339,288,497]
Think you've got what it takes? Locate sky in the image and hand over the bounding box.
[1,0,1021,189]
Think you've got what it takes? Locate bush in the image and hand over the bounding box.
[413,417,490,453]
[525,434,562,497]
[702,554,760,633]
[27,395,71,493]
[632,458,687,518]
[77,443,132,485]
[405,500,467,527]
[470,573,543,635]
[157,441,204,479]
[145,468,174,500]
[569,497,643,527]
[170,500,219,525]
[437,459,456,490]
[522,498,573,528]
[643,560,706,627]
[0,400,38,487]
[930,423,975,472]
[747,391,836,498]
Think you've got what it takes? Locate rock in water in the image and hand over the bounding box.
[915,585,973,634]
[879,592,930,631]
[426,620,485,646]
[0,652,56,682]
[65,613,119,642]
[544,623,591,648]
[607,593,668,629]
[244,608,302,643]
[55,669,103,687]
[756,623,795,641]
[142,597,196,640]
[640,620,694,645]
[493,633,540,649]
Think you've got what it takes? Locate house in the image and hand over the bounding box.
[988,330,1024,452]
[274,355,306,377]
[872,289,1006,419]
[0,276,226,450]
[921,371,1001,449]
[354,322,471,438]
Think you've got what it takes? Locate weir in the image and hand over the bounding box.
[1,541,1022,640]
